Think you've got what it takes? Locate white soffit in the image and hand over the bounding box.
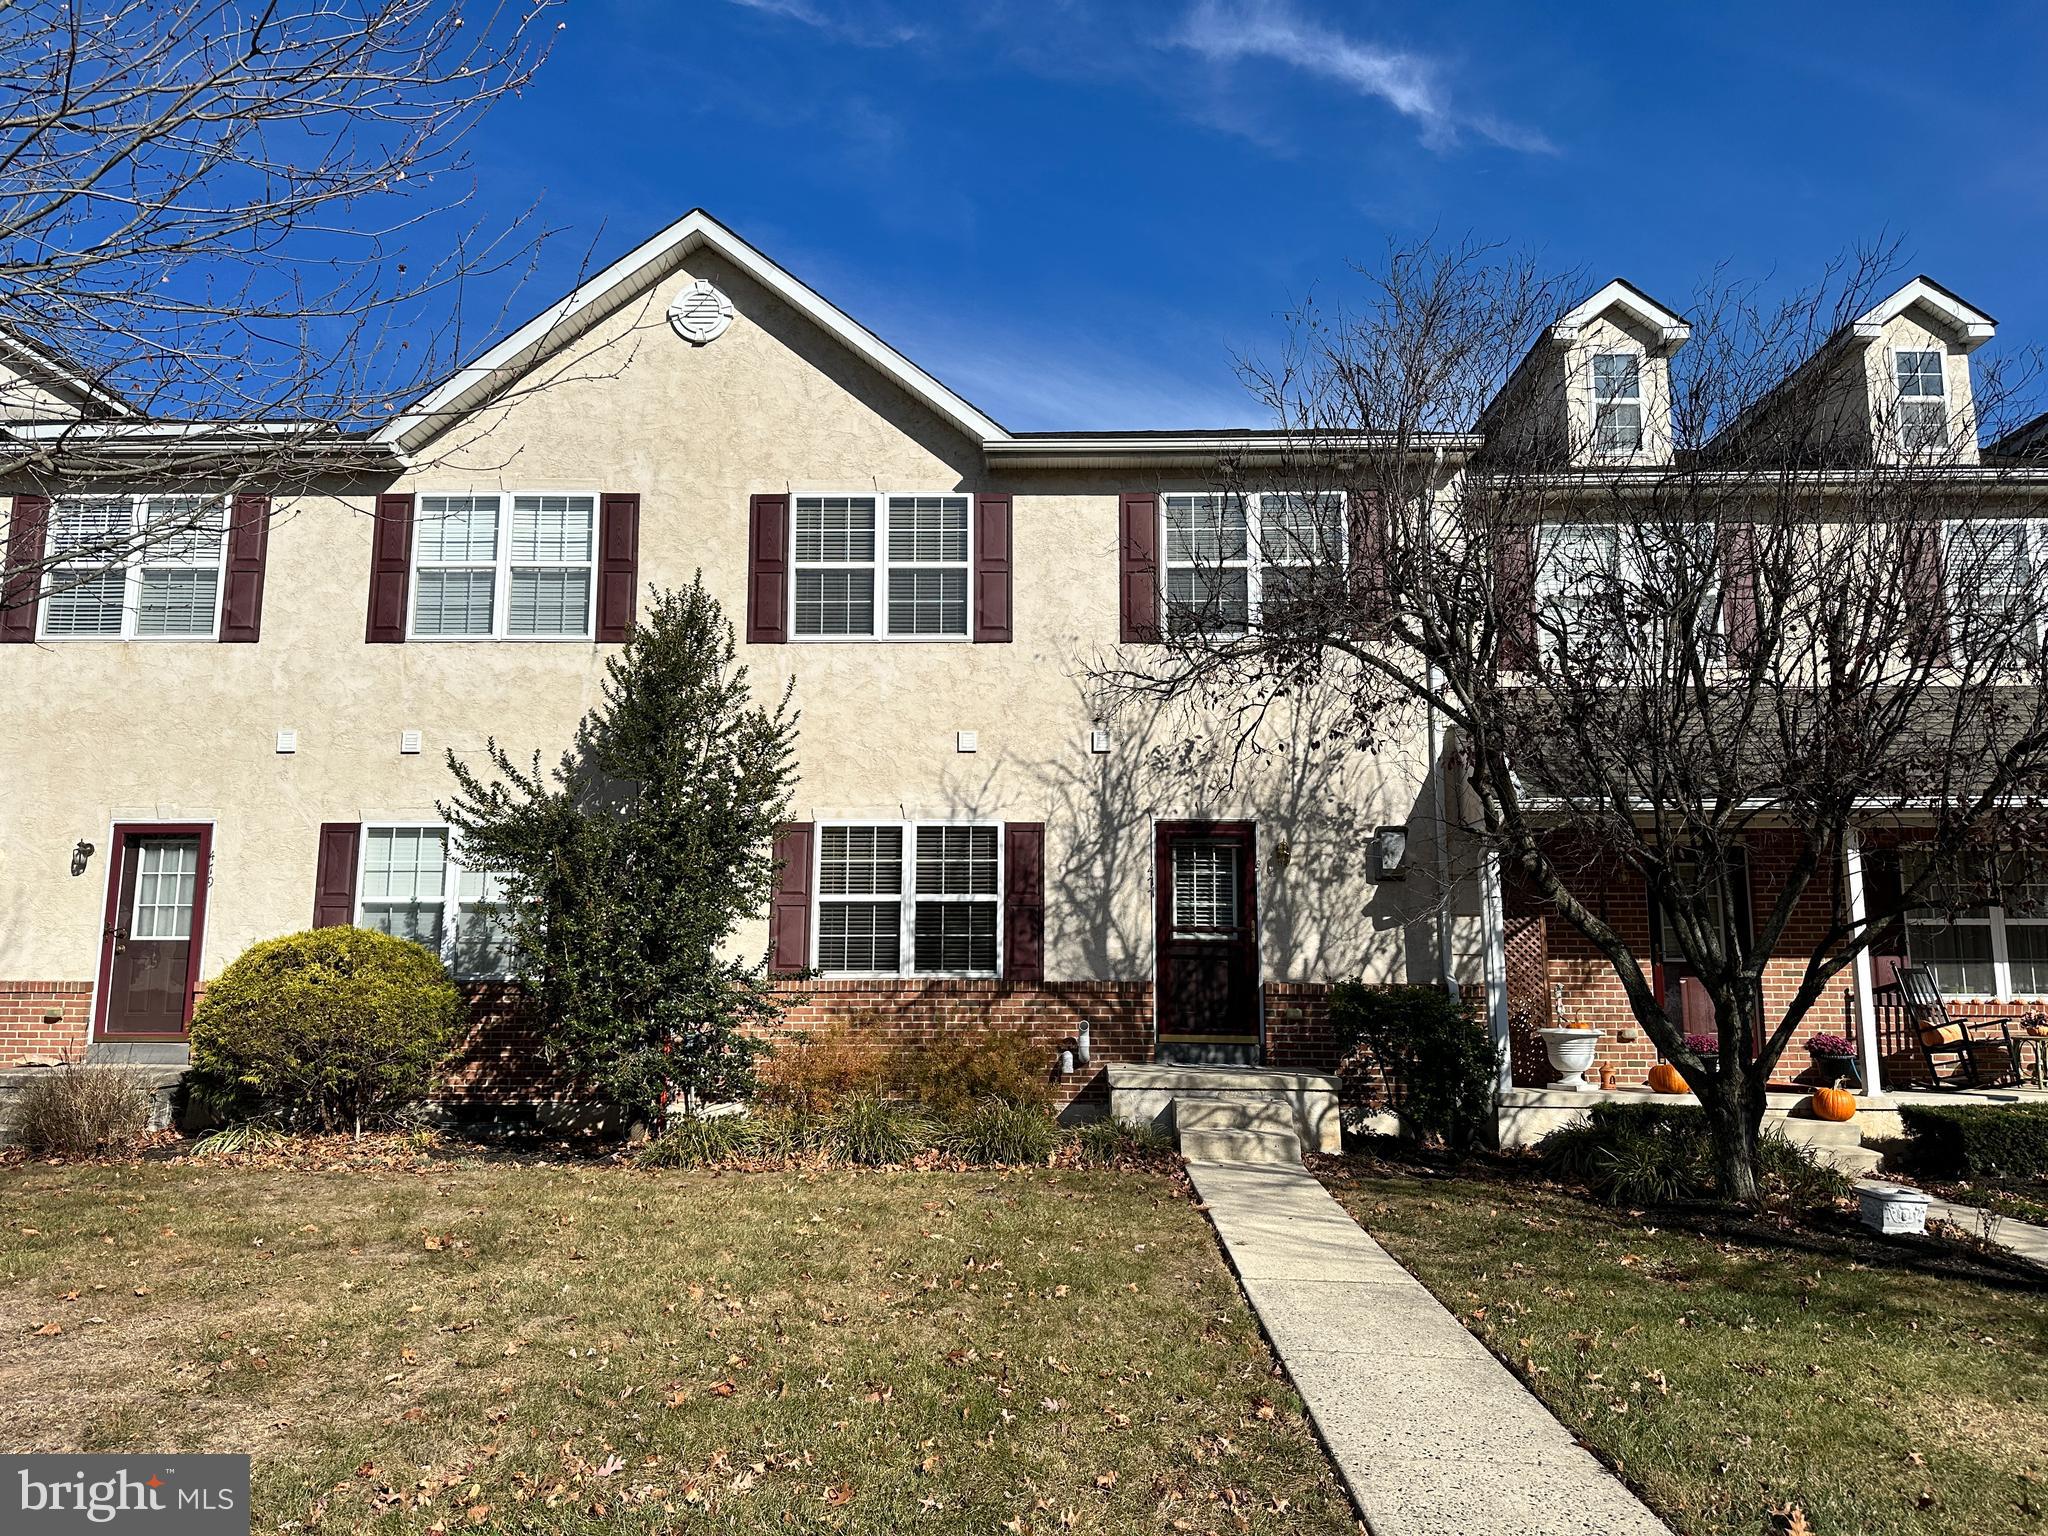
[1852,276,1997,352]
[374,209,1009,452]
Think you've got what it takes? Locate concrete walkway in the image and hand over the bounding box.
[1188,1159,1672,1536]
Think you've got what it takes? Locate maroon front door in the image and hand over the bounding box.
[95,825,211,1041]
[1155,821,1260,1064]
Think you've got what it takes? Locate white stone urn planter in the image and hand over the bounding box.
[1539,1027,1605,1092]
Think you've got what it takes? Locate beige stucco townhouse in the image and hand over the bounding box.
[1,209,2037,1126]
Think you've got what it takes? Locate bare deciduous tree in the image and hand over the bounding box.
[1101,238,2048,1203]
[0,0,564,611]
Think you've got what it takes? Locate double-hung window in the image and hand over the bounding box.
[814,822,1001,976]
[1945,519,2045,660]
[39,494,227,640]
[1591,353,1644,456]
[356,823,516,979]
[410,492,596,639]
[1536,521,1719,663]
[791,494,970,639]
[1163,492,1347,632]
[1898,850,2048,999]
[1894,349,1949,452]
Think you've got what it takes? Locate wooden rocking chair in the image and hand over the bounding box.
[1895,965,2022,1088]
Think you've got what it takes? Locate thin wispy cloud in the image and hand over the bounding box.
[722,0,919,48]
[1172,0,1553,154]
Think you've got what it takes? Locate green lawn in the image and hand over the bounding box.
[0,1160,1355,1535]
[1318,1156,2048,1536]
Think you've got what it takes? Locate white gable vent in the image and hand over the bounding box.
[667,279,734,345]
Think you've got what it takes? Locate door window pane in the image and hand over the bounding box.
[131,838,198,940]
[1172,842,1240,932]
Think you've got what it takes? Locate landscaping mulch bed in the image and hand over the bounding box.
[1,1159,1356,1535]
[1315,1146,2048,1536]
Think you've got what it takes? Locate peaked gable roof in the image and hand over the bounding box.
[0,325,135,420]
[1851,275,1996,351]
[374,209,1009,454]
[1548,278,1692,349]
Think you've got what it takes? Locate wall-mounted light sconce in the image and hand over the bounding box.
[1373,824,1410,881]
[1272,838,1293,871]
[70,839,94,877]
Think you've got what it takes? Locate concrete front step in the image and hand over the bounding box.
[1810,1144,1885,1176]
[1105,1062,1341,1153]
[1764,1113,1865,1149]
[1175,1095,1300,1136]
[1179,1125,1304,1165]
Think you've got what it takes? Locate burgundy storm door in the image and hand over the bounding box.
[95,824,212,1041]
[1155,821,1260,1065]
[1648,848,1757,1056]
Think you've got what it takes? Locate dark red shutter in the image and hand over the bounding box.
[2,493,50,643]
[596,492,641,642]
[1348,490,1388,636]
[974,493,1012,643]
[1721,521,1758,665]
[1903,519,1949,664]
[1118,492,1159,643]
[769,821,814,975]
[365,493,414,643]
[747,493,790,645]
[1496,522,1536,670]
[220,493,270,643]
[1004,822,1046,983]
[312,822,361,927]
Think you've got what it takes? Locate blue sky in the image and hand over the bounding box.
[451,0,2048,432]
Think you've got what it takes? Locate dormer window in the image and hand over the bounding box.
[1591,354,1643,455]
[1895,349,1949,451]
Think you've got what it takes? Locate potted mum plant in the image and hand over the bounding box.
[1807,1032,1860,1088]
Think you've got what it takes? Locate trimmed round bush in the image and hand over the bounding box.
[190,927,463,1133]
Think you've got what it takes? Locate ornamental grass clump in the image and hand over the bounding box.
[1540,1101,1846,1208]
[9,1060,151,1157]
[946,1098,1060,1166]
[823,1093,933,1166]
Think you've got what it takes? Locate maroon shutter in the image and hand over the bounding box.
[1720,521,1758,665]
[1118,492,1160,643]
[1003,822,1046,983]
[747,493,790,645]
[220,493,270,643]
[312,822,361,927]
[365,493,414,643]
[2,493,50,643]
[1903,519,1949,664]
[1496,522,1537,670]
[974,493,1013,643]
[596,492,641,642]
[769,821,814,975]
[1348,490,1388,636]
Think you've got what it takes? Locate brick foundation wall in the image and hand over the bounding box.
[1,982,93,1063]
[1262,981,1337,1070]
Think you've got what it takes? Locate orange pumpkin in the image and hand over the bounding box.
[1810,1085,1858,1122]
[1646,1062,1688,1095]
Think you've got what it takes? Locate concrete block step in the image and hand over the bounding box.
[1174,1096,1299,1136]
[1810,1144,1885,1176]
[1766,1115,1866,1149]
[1178,1126,1304,1166]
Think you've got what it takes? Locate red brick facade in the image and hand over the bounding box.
[0,981,93,1061]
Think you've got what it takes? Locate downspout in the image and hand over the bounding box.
[1426,444,1457,997]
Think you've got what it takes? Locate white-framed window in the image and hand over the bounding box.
[1163,492,1347,633]
[356,823,516,979]
[1944,518,2046,658]
[1535,520,1719,662]
[1591,353,1644,456]
[791,493,971,640]
[814,821,1002,976]
[1894,349,1949,452]
[38,494,227,640]
[1903,850,2048,1000]
[409,491,597,640]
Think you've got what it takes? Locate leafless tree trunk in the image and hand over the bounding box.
[1098,237,2048,1205]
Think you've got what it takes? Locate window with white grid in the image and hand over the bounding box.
[1535,521,1719,664]
[791,494,971,639]
[130,838,199,940]
[39,494,227,640]
[410,492,595,639]
[814,822,1002,975]
[1591,353,1644,456]
[1164,493,1347,633]
[1905,850,2048,1000]
[1945,519,2046,660]
[1895,349,1949,452]
[356,824,515,979]
[1171,842,1239,933]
